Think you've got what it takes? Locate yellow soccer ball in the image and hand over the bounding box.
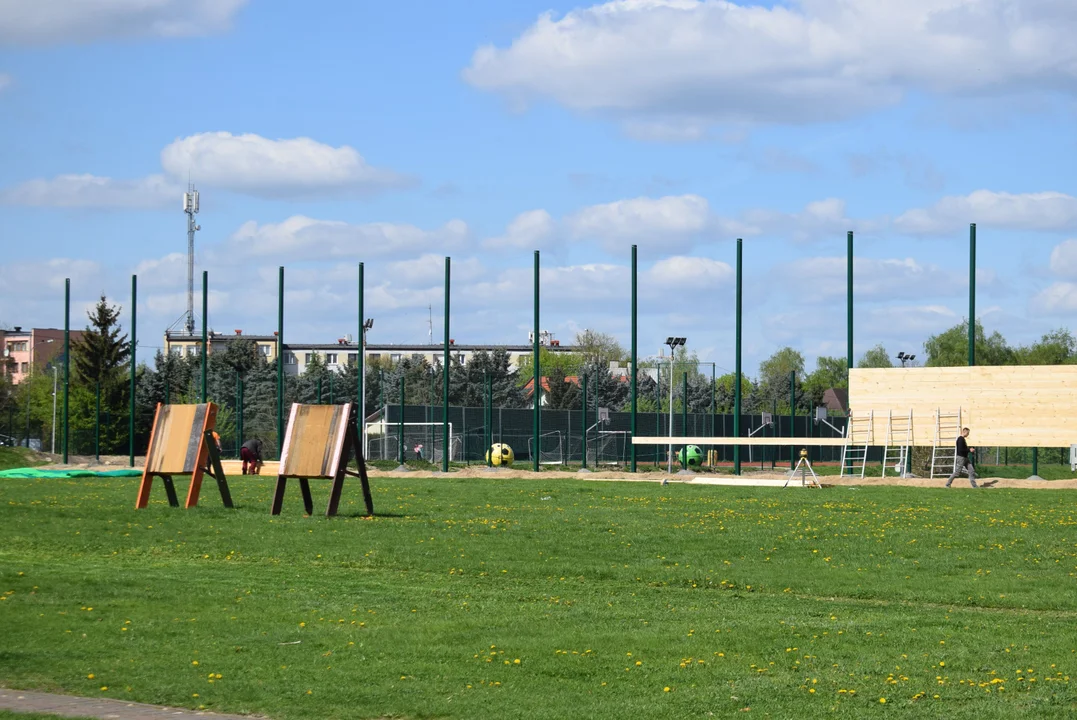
[486,443,514,467]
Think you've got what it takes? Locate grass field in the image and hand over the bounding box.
[1,474,1075,719]
[0,447,48,472]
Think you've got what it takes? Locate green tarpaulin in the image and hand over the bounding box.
[0,468,143,479]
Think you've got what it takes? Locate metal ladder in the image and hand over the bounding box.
[930,408,962,479]
[882,410,913,478]
[840,410,873,478]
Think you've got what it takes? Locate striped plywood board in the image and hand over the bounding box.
[145,404,209,473]
[850,366,1077,447]
[278,403,351,478]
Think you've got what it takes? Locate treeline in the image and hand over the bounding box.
[5,296,1075,457]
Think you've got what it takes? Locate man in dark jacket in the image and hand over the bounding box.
[945,427,977,488]
[241,437,264,475]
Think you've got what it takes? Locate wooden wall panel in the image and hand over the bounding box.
[849,366,1077,447]
[279,403,351,477]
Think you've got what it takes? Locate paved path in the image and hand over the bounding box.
[0,688,265,720]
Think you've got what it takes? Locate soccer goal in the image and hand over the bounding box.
[527,430,564,466]
[365,421,455,462]
[586,430,631,465]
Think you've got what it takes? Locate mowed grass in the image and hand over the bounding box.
[1,476,1076,719]
[0,447,48,472]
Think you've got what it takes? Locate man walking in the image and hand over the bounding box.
[945,427,978,488]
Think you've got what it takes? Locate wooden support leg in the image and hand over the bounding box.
[326,472,344,517]
[162,475,179,508]
[299,479,314,516]
[136,472,154,509]
[271,477,287,515]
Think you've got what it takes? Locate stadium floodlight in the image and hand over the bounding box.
[897,351,915,368]
[665,336,686,474]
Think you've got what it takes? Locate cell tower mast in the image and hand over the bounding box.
[183,185,200,333]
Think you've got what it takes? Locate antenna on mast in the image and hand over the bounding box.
[183,184,200,334]
[428,304,433,344]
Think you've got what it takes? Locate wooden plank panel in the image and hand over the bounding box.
[279,404,349,478]
[147,404,199,473]
[850,366,1077,447]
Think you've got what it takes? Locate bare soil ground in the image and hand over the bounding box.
[29,454,1076,489]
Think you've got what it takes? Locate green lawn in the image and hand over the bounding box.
[1,475,1075,719]
[0,447,48,472]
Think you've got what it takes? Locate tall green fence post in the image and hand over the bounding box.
[581,374,588,470]
[533,250,541,472]
[847,231,854,371]
[630,244,638,472]
[95,381,101,462]
[681,370,688,470]
[129,274,137,467]
[358,263,364,445]
[969,223,976,366]
[443,257,451,473]
[277,266,284,458]
[789,370,795,469]
[398,376,405,466]
[201,270,208,403]
[63,279,70,463]
[734,239,743,475]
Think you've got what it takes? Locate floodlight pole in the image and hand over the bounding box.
[399,375,405,466]
[734,239,743,475]
[129,274,137,467]
[630,244,638,472]
[443,256,450,473]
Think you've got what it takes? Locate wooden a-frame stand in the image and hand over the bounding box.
[271,403,374,518]
[136,402,234,509]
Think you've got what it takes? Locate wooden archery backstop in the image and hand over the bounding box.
[271,402,374,517]
[136,402,231,509]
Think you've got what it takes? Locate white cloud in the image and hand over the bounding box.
[0,258,104,299]
[1031,282,1077,315]
[566,194,715,252]
[742,198,876,243]
[160,132,413,198]
[0,0,248,45]
[1049,239,1077,277]
[895,190,1077,235]
[483,209,557,251]
[648,256,732,287]
[786,256,955,302]
[228,215,469,261]
[0,173,177,208]
[464,0,1077,134]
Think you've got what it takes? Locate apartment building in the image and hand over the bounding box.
[1,327,83,384]
[162,330,577,376]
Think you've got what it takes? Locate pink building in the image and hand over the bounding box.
[1,327,81,385]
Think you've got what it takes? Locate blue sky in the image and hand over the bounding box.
[1,0,1076,376]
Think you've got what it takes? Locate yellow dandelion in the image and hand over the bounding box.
[87,674,94,679]
[879,698,886,704]
[514,659,521,665]
[664,686,671,692]
[191,661,199,666]
[100,686,108,691]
